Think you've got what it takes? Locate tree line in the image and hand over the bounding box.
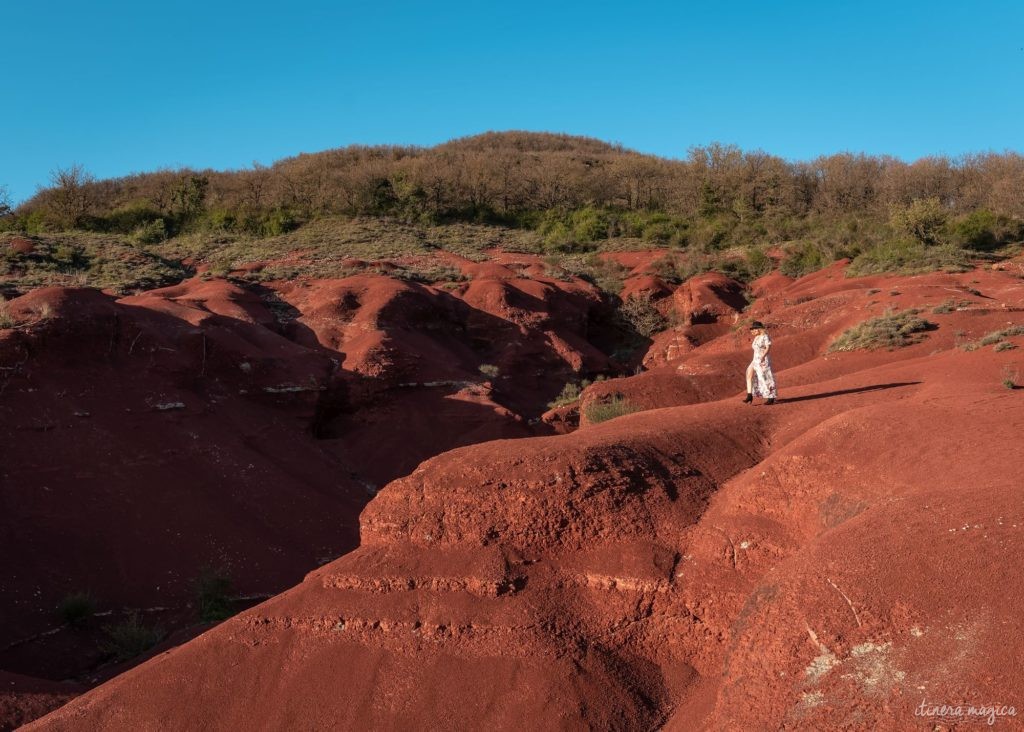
[4,131,1023,255]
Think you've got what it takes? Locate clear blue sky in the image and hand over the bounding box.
[3,0,1022,204]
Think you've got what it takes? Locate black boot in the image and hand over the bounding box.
[742,393,753,404]
[765,398,775,405]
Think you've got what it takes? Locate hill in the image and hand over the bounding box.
[3,132,1023,285]
[21,254,1024,730]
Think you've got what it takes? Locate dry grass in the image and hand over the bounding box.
[585,395,637,423]
[156,217,541,273]
[1,233,184,295]
[829,309,934,352]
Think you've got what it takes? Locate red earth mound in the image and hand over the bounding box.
[0,264,631,700]
[27,262,1024,730]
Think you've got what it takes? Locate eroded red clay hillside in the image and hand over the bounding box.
[0,258,637,726]
[26,262,1024,730]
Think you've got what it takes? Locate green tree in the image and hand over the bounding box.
[172,174,209,221]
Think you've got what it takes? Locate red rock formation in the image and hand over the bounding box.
[0,265,621,687]
[26,263,1024,730]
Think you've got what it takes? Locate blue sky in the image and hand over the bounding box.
[3,0,1022,203]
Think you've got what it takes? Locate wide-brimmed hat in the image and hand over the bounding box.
[749,321,767,330]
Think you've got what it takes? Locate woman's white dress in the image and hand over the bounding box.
[750,333,777,398]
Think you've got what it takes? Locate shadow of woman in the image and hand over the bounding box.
[778,381,921,404]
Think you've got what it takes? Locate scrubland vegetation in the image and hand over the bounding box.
[2,132,1022,292]
[829,309,935,351]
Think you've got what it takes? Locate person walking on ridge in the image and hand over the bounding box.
[743,321,776,405]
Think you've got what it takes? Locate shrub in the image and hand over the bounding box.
[995,341,1017,352]
[618,292,668,337]
[478,363,500,379]
[101,204,164,234]
[101,613,164,661]
[829,309,934,351]
[131,218,167,245]
[950,209,1022,251]
[539,220,574,251]
[195,567,234,622]
[846,241,970,277]
[890,197,947,246]
[977,325,1024,348]
[744,247,773,278]
[202,208,237,232]
[569,206,611,242]
[585,395,637,423]
[57,592,97,628]
[648,255,683,285]
[259,208,299,236]
[780,240,831,277]
[932,299,974,314]
[547,380,590,409]
[0,297,13,329]
[689,215,733,251]
[547,253,625,295]
[537,208,611,252]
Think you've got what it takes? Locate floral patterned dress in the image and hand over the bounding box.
[750,332,777,398]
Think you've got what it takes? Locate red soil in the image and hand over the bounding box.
[0,672,80,732]
[24,262,1024,730]
[0,265,620,706]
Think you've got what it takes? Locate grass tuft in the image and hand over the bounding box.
[585,395,637,423]
[101,613,164,661]
[829,309,934,352]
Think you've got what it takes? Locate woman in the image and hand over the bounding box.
[743,321,776,405]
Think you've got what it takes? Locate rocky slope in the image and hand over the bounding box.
[23,260,1024,730]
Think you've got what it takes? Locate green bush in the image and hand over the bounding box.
[195,568,234,622]
[548,381,585,409]
[131,218,167,245]
[744,247,774,278]
[202,208,237,232]
[258,208,299,236]
[689,215,733,251]
[846,241,970,277]
[585,395,637,423]
[101,613,164,661]
[890,197,947,246]
[829,309,934,351]
[780,241,831,277]
[949,209,1022,251]
[100,204,165,234]
[569,206,610,242]
[57,592,97,628]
